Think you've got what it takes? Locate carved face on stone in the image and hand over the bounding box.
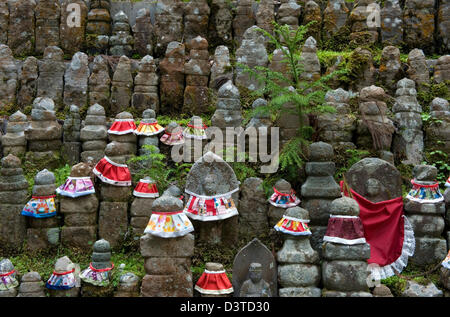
[366,178,382,197]
[203,174,218,196]
[248,263,263,284]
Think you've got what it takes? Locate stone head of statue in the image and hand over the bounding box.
[203,173,218,196]
[248,263,263,284]
[366,178,383,198]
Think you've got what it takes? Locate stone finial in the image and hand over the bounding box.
[308,142,334,162]
[412,165,438,182]
[330,196,360,216]
[430,98,449,112]
[151,194,184,213]
[34,169,56,185]
[218,80,240,99]
[162,185,182,198]
[274,179,292,194]
[70,162,92,177]
[54,256,75,273]
[93,239,111,253]
[142,109,156,119]
[87,103,106,116]
[285,206,310,221]
[1,154,21,168]
[32,97,55,111]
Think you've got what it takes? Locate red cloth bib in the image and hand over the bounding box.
[340,181,405,267]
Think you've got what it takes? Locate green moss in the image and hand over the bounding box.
[381,276,407,297]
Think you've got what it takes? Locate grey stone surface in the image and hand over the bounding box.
[402,281,443,297]
[235,26,268,91]
[64,52,89,108]
[322,243,371,261]
[110,56,133,115]
[381,0,403,46]
[88,55,111,111]
[0,45,17,108]
[37,46,65,107]
[239,177,268,236]
[322,261,369,292]
[392,78,424,165]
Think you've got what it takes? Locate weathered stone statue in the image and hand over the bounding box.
[276,207,321,297]
[405,165,447,267]
[184,152,240,245]
[46,256,80,297]
[17,272,45,297]
[239,263,272,297]
[322,196,372,297]
[232,238,277,297]
[80,239,114,297]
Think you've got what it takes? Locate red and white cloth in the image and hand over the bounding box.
[160,128,185,145]
[406,179,444,203]
[108,119,136,135]
[445,176,450,188]
[134,121,164,136]
[323,215,367,245]
[274,215,311,236]
[93,156,132,186]
[144,211,194,238]
[0,269,18,291]
[340,181,415,280]
[183,123,208,140]
[133,179,159,198]
[195,269,233,295]
[184,188,239,221]
[46,268,76,290]
[269,187,300,208]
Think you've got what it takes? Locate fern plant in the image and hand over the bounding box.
[127,145,193,191]
[238,22,345,171]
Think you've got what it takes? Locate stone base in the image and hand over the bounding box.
[48,287,80,297]
[322,290,372,297]
[279,287,321,297]
[410,237,447,267]
[98,202,128,249]
[26,227,60,251]
[114,290,140,297]
[322,242,371,261]
[278,264,321,288]
[322,260,370,292]
[0,204,26,249]
[0,289,18,297]
[100,184,132,202]
[81,283,114,297]
[140,274,193,297]
[140,234,195,258]
[61,226,97,250]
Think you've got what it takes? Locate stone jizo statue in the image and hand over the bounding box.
[239,263,271,297]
